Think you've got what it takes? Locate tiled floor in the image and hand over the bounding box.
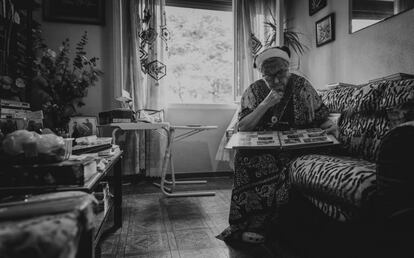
[97,178,301,258]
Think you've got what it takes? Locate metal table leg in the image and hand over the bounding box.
[158,127,215,197]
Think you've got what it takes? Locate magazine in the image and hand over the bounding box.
[226,128,337,150]
[226,131,281,149]
[278,128,334,149]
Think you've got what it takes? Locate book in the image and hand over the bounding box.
[0,99,30,109]
[369,73,414,83]
[0,157,97,188]
[226,128,338,150]
[324,82,358,90]
[226,131,281,149]
[0,107,28,119]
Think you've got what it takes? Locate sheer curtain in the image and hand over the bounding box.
[233,0,280,98]
[215,0,282,164]
[120,0,167,177]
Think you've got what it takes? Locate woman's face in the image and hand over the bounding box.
[261,58,289,91]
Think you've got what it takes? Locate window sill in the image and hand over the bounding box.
[167,103,238,110]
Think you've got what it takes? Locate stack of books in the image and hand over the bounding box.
[0,99,44,134]
[368,73,414,83]
[324,82,358,90]
[0,99,30,119]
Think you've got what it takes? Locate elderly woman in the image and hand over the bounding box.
[217,46,335,243]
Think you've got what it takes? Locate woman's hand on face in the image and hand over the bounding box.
[262,90,283,109]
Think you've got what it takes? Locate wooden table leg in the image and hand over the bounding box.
[114,155,122,228]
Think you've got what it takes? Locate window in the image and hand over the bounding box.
[165,2,233,104]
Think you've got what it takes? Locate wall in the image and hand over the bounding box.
[286,0,414,89]
[34,1,236,175]
[166,104,237,174]
[33,0,115,116]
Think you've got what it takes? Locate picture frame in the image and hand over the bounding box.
[43,0,105,25]
[315,13,335,47]
[68,116,98,138]
[309,0,327,16]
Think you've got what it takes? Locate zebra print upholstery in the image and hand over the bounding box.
[289,78,414,222]
[289,155,376,222]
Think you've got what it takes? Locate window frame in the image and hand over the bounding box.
[166,0,232,12]
[164,0,234,104]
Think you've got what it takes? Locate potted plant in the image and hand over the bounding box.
[264,13,308,58]
[31,31,103,134]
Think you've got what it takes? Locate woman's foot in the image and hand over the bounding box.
[242,232,265,244]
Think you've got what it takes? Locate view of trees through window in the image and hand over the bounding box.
[165,6,233,103]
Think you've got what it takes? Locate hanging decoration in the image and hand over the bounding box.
[138,4,168,81]
[139,48,148,61]
[159,8,170,51]
[250,33,263,54]
[141,58,148,74]
[159,25,170,50]
[139,28,158,46]
[147,60,166,81]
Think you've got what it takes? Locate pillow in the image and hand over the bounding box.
[320,86,357,113]
[380,79,414,109]
[352,82,384,114]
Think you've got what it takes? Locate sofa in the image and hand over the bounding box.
[283,78,414,257]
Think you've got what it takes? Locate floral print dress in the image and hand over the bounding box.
[217,73,329,241]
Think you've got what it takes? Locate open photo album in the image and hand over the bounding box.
[226,128,338,150]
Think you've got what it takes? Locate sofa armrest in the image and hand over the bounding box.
[376,120,414,219]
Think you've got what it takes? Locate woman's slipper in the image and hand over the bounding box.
[242,232,265,244]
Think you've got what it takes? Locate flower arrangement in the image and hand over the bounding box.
[31,31,103,131]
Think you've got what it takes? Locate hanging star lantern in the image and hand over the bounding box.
[147,60,166,80]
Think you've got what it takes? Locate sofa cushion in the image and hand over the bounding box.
[289,154,376,221]
[320,79,414,115]
[352,82,384,114]
[338,113,390,161]
[379,79,414,109]
[320,86,357,113]
[320,79,414,161]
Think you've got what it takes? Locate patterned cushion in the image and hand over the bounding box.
[379,79,414,109]
[289,154,376,221]
[320,86,357,113]
[352,82,384,114]
[338,113,391,161]
[320,82,387,114]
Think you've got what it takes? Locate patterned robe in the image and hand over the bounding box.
[217,73,329,241]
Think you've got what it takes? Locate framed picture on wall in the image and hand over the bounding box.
[309,0,327,16]
[43,0,105,25]
[68,116,98,138]
[315,13,335,47]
